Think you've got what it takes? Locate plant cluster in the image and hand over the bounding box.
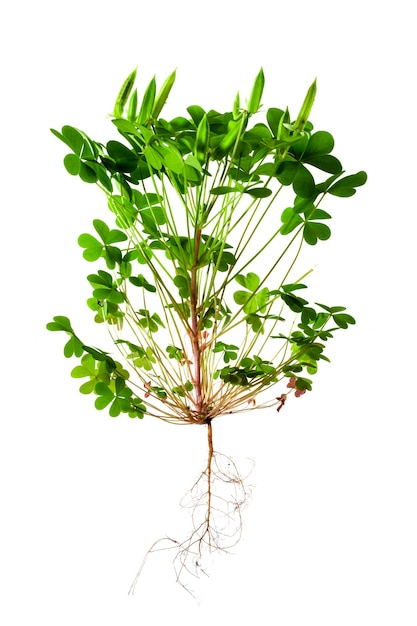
[47,68,366,426]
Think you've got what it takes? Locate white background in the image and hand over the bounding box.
[1,1,416,624]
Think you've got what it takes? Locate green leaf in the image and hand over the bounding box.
[63,335,84,358]
[245,314,264,333]
[94,383,114,410]
[162,145,184,174]
[333,313,356,328]
[46,317,84,358]
[328,171,367,197]
[303,222,331,245]
[305,131,334,156]
[136,309,165,332]
[305,154,342,174]
[105,229,127,245]
[79,380,96,394]
[310,208,331,220]
[173,272,190,298]
[281,292,308,312]
[280,283,307,293]
[277,160,298,186]
[187,105,206,127]
[233,285,269,315]
[88,270,113,288]
[64,153,81,175]
[96,164,113,192]
[210,185,242,195]
[112,118,139,134]
[93,219,110,241]
[82,347,117,369]
[106,140,138,173]
[46,316,73,333]
[144,145,163,170]
[253,162,278,177]
[71,354,111,393]
[244,187,272,198]
[266,108,284,137]
[129,274,157,292]
[78,234,102,261]
[235,272,260,290]
[293,165,315,198]
[166,345,184,361]
[79,162,98,183]
[244,123,272,146]
[184,154,203,172]
[234,290,251,305]
[94,219,126,244]
[71,364,90,378]
[62,125,84,154]
[280,207,303,235]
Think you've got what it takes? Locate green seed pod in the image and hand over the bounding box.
[151,69,177,120]
[127,89,138,122]
[247,68,265,114]
[218,118,246,155]
[137,76,156,126]
[293,79,317,133]
[113,68,137,118]
[194,114,209,163]
[233,91,240,120]
[277,107,290,140]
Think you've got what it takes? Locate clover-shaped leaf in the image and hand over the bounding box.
[94,378,133,417]
[300,131,342,174]
[78,219,127,268]
[46,316,84,358]
[136,309,165,333]
[213,342,239,363]
[71,354,111,394]
[328,171,367,197]
[129,274,157,292]
[87,270,125,304]
[234,273,269,315]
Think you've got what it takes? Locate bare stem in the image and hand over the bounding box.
[190,228,203,419]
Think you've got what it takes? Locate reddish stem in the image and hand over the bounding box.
[190,228,203,419]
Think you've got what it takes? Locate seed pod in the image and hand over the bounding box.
[127,89,138,122]
[137,76,156,125]
[233,91,240,120]
[293,79,317,133]
[113,68,137,118]
[194,114,209,163]
[247,68,265,114]
[151,69,177,120]
[218,117,246,155]
[277,107,290,140]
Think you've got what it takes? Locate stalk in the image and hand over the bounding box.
[190,228,204,419]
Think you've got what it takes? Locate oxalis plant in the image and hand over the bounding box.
[47,68,366,594]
